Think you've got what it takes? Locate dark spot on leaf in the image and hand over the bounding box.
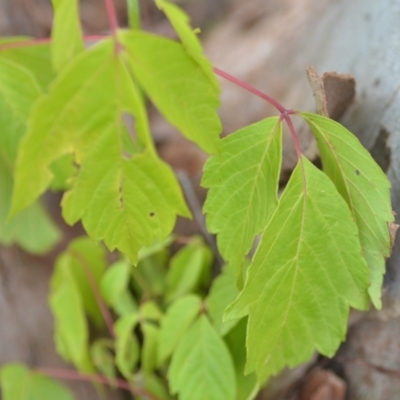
[355,169,360,175]
[122,151,132,160]
[149,212,155,217]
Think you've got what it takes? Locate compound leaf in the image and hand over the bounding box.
[119,30,221,154]
[301,112,393,308]
[51,0,84,71]
[0,364,74,400]
[158,294,202,365]
[168,314,236,400]
[11,39,190,264]
[202,117,282,274]
[225,157,370,380]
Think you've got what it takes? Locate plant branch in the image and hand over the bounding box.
[104,0,120,50]
[36,367,160,399]
[69,249,116,339]
[213,67,287,114]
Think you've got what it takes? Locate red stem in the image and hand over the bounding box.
[70,250,116,339]
[36,368,160,400]
[213,67,287,114]
[214,66,303,162]
[104,0,119,47]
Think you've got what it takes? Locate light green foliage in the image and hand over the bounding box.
[0,38,54,89]
[59,237,107,327]
[158,294,202,365]
[51,0,84,71]
[115,313,140,379]
[224,320,259,400]
[302,113,393,308]
[136,373,173,400]
[206,266,240,336]
[0,56,41,163]
[11,39,190,263]
[0,52,60,252]
[139,300,163,322]
[166,237,213,301]
[91,339,116,379]
[225,157,370,379]
[127,0,141,29]
[101,260,137,316]
[169,314,236,400]
[0,156,61,253]
[119,31,221,154]
[49,239,108,372]
[0,364,74,400]
[202,118,282,273]
[141,322,160,374]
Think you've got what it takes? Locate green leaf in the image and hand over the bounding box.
[100,260,137,316]
[49,154,77,191]
[168,314,236,400]
[155,0,219,91]
[141,322,159,374]
[166,237,213,301]
[127,0,141,29]
[0,38,54,89]
[51,0,84,71]
[138,236,174,260]
[158,294,202,365]
[0,155,61,253]
[202,117,282,274]
[0,364,75,400]
[139,301,163,322]
[90,339,116,379]
[11,39,190,263]
[134,248,170,297]
[0,53,60,253]
[301,112,394,308]
[0,56,41,163]
[115,313,140,379]
[225,157,370,380]
[206,266,240,336]
[62,237,107,327]
[224,320,259,400]
[49,253,93,372]
[119,30,221,154]
[134,373,173,400]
